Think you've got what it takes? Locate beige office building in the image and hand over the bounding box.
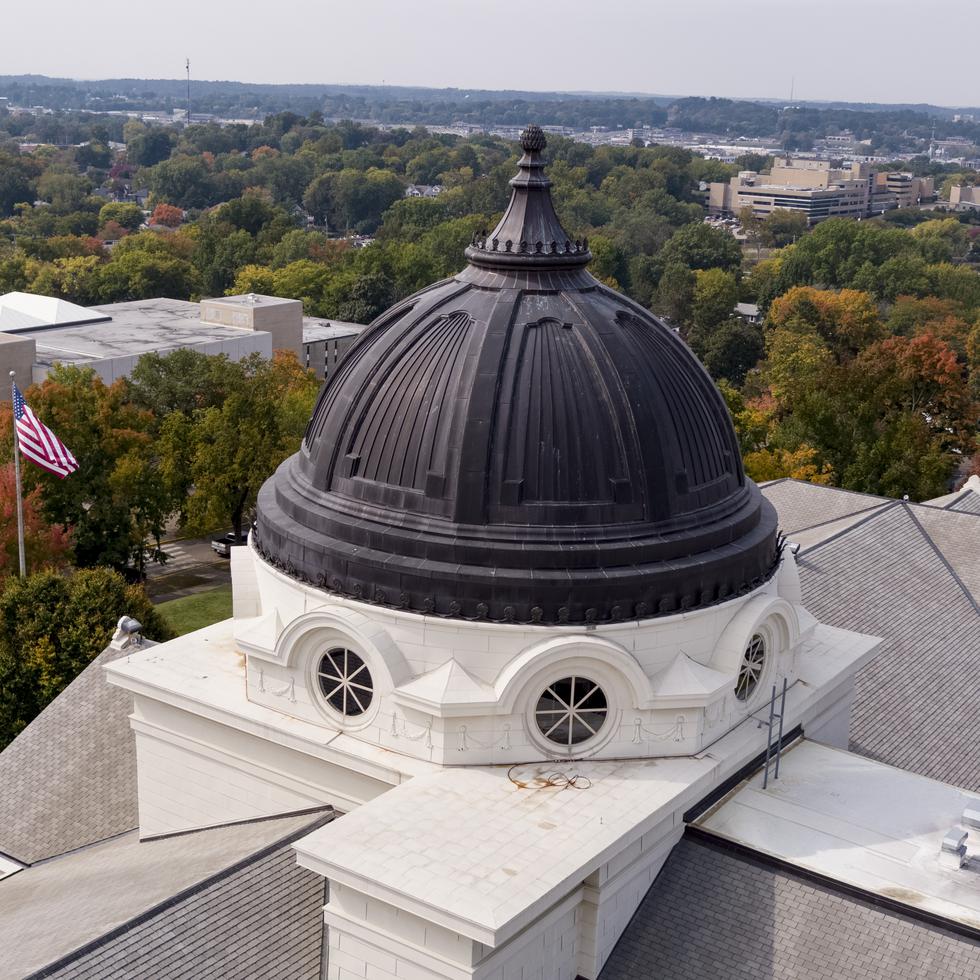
[708,157,934,225]
[949,184,980,210]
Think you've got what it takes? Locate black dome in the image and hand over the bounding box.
[255,126,778,625]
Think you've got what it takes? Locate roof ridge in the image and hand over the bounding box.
[911,498,980,520]
[25,808,335,980]
[783,479,893,504]
[904,504,980,614]
[944,489,972,511]
[786,498,891,537]
[800,499,902,556]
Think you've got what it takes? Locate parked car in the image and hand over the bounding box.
[211,531,249,558]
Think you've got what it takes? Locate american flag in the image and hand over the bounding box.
[12,382,78,479]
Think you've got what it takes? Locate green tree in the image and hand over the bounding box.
[35,171,93,213]
[652,262,695,326]
[98,201,144,233]
[700,319,764,385]
[0,568,172,746]
[126,126,174,167]
[689,268,738,346]
[144,155,213,209]
[178,352,319,539]
[658,222,742,276]
[760,209,808,248]
[0,152,37,216]
[97,237,199,301]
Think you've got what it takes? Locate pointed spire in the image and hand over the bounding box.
[464,125,592,271]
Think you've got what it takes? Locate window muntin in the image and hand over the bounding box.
[735,633,766,701]
[534,676,608,746]
[317,648,374,716]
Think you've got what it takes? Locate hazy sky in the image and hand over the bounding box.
[12,0,978,107]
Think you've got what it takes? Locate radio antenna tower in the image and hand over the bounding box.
[185,58,191,125]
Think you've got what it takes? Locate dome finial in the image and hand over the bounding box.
[520,125,547,154]
[464,123,590,271]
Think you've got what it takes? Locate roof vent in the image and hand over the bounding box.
[962,801,980,830]
[940,828,968,870]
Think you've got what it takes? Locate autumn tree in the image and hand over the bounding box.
[0,464,71,577]
[150,202,184,227]
[766,286,884,360]
[19,366,175,572]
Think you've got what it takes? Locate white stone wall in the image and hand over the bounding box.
[324,881,582,980]
[133,724,319,838]
[577,818,683,977]
[131,696,391,837]
[319,811,686,980]
[247,550,764,685]
[240,546,806,768]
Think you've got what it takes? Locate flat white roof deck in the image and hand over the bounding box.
[295,755,719,946]
[697,739,980,930]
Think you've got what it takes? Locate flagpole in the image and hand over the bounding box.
[9,371,26,578]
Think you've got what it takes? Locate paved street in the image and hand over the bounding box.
[145,535,232,603]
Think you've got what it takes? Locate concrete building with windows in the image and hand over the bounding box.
[950,184,980,210]
[0,291,366,385]
[2,129,980,980]
[708,157,935,224]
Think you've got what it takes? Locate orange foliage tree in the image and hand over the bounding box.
[150,203,183,227]
[0,464,71,577]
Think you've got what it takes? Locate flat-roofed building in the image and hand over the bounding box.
[709,158,934,225]
[0,292,366,386]
[950,184,980,210]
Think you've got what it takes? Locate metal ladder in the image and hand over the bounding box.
[762,677,788,790]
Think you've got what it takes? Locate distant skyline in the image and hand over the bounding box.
[11,0,978,108]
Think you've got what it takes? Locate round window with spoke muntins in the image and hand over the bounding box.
[317,648,374,717]
[735,634,766,701]
[534,676,608,747]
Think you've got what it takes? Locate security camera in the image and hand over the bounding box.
[117,616,143,634]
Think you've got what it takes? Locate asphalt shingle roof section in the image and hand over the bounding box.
[32,826,328,980]
[1,809,331,980]
[948,489,980,515]
[790,501,980,789]
[599,835,980,980]
[760,478,891,535]
[0,644,140,865]
[910,503,980,603]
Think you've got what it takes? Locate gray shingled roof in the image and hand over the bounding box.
[760,478,891,535]
[601,835,980,979]
[0,644,140,865]
[947,489,980,515]
[2,809,331,980]
[794,502,980,788]
[911,503,980,603]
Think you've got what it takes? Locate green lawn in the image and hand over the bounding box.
[157,585,233,636]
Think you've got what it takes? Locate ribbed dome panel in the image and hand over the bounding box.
[254,127,779,625]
